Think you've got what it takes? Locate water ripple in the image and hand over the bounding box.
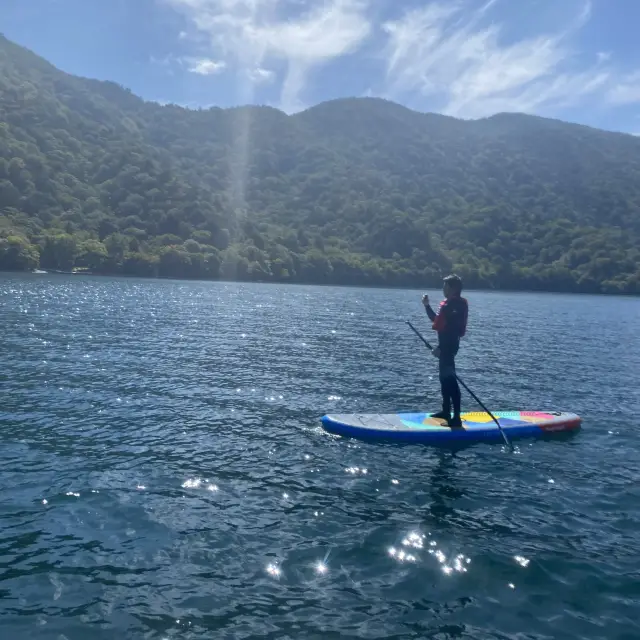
[1,274,639,639]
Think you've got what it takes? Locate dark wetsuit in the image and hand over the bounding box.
[425,295,468,418]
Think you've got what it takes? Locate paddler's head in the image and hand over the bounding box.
[443,274,462,299]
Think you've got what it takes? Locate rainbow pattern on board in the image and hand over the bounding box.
[403,410,569,429]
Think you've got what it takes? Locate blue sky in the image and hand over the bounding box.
[2,0,640,133]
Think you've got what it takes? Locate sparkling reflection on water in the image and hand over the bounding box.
[1,274,639,639]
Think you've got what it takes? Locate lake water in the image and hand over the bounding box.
[1,273,639,639]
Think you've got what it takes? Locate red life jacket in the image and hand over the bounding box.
[432,296,468,338]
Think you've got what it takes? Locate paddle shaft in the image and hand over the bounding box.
[406,321,513,450]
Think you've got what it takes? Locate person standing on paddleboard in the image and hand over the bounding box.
[422,274,468,427]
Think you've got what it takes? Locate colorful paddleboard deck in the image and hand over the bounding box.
[321,411,581,444]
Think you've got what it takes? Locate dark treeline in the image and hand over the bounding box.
[1,34,639,293]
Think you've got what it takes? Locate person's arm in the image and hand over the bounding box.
[422,294,437,322]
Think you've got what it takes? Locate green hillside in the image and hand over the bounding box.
[1,34,639,293]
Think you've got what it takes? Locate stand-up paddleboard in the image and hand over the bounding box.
[321,411,581,444]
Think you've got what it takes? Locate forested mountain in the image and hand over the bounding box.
[1,34,639,293]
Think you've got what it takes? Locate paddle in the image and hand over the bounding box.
[406,320,513,451]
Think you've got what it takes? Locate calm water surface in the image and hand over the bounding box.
[1,274,639,639]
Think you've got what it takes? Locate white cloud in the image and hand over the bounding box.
[248,67,275,83]
[160,0,640,122]
[187,57,227,75]
[607,72,640,106]
[381,0,609,118]
[151,53,227,76]
[163,0,371,111]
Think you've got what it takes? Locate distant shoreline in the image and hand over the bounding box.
[3,269,637,298]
